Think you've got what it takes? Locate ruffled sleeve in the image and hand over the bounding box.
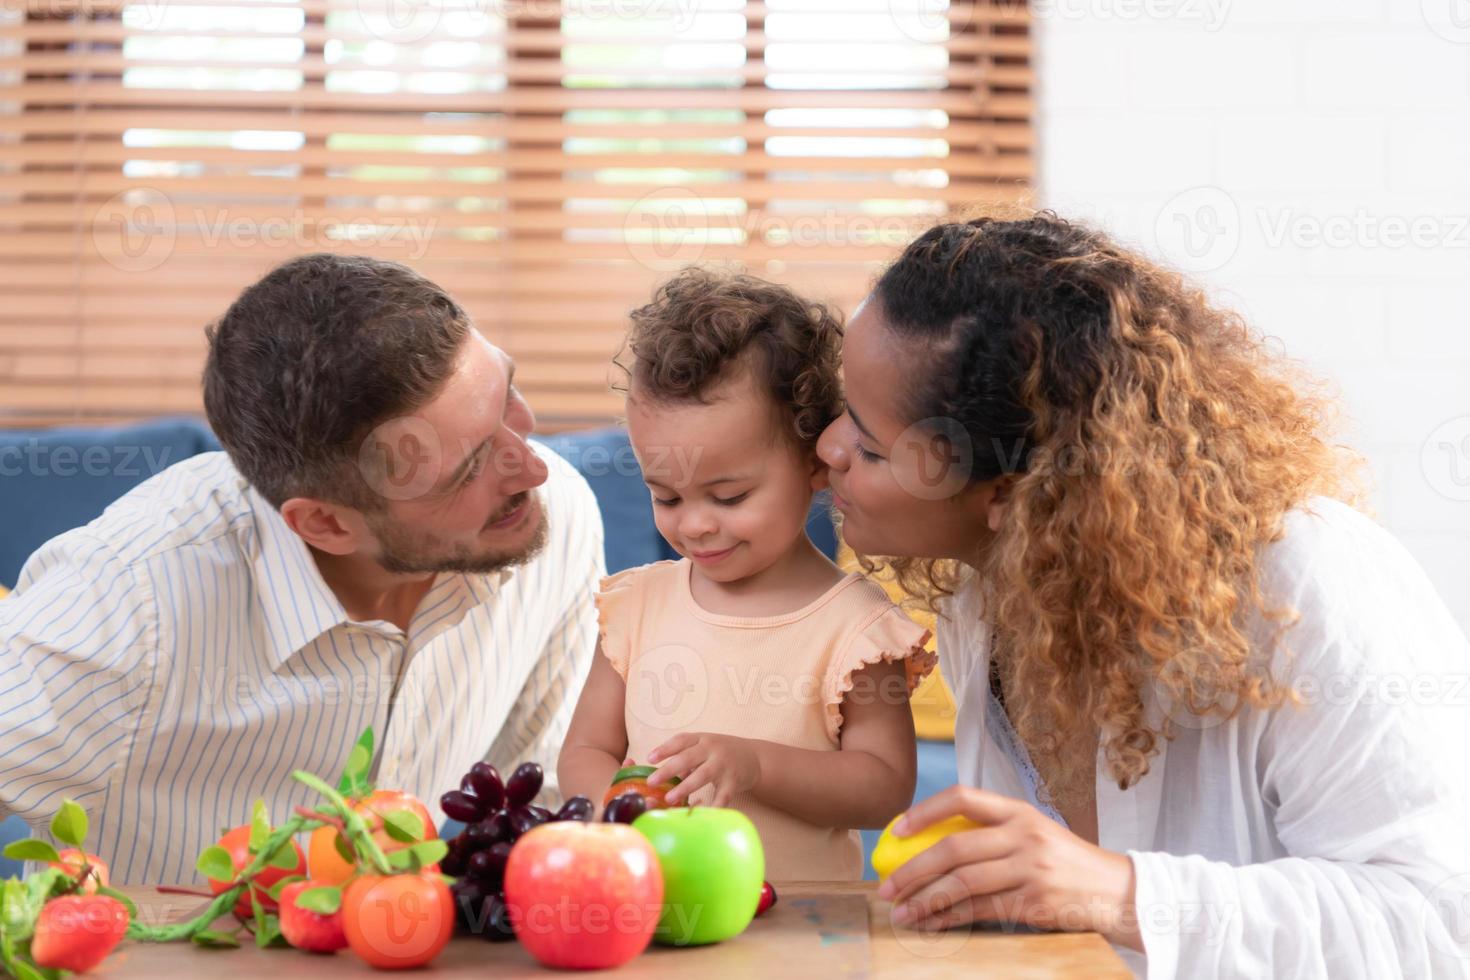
[593,564,647,681]
[821,604,936,742]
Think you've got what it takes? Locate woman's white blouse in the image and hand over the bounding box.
[937,497,1470,979]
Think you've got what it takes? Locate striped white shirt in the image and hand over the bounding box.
[0,445,603,885]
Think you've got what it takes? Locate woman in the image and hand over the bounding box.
[816,212,1470,978]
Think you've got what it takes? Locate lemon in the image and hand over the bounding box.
[870,814,983,881]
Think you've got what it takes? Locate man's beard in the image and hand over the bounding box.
[368,491,549,576]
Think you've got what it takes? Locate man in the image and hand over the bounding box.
[0,254,604,885]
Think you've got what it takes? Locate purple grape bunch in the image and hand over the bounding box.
[439,761,595,941]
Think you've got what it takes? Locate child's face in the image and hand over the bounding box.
[627,371,823,584]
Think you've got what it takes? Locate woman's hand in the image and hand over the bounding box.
[646,733,761,807]
[876,786,1142,950]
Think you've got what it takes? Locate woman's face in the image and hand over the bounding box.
[817,297,1005,562]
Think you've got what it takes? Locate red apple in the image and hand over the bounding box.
[503,821,663,970]
[278,880,348,954]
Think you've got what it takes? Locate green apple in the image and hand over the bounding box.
[631,807,764,946]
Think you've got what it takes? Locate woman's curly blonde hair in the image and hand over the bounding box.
[865,211,1366,805]
[617,266,844,450]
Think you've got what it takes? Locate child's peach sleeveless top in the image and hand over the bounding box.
[596,559,934,881]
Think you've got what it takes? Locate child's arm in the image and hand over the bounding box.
[556,646,630,805]
[646,658,918,829]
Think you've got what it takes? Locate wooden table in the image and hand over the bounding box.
[107,883,1131,978]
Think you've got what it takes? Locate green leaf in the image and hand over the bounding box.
[1,878,28,933]
[254,912,284,949]
[191,930,241,949]
[332,831,355,865]
[0,900,49,980]
[380,809,425,844]
[251,887,266,927]
[294,886,342,916]
[383,837,447,874]
[2,841,59,865]
[266,875,304,903]
[95,886,138,922]
[264,840,300,871]
[49,801,88,850]
[409,839,448,867]
[26,868,67,901]
[195,845,236,883]
[249,799,270,853]
[9,957,49,980]
[22,870,69,930]
[249,888,272,953]
[0,939,23,980]
[336,727,375,797]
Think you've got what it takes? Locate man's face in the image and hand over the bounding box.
[357,332,550,575]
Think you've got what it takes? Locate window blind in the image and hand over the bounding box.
[0,0,1031,428]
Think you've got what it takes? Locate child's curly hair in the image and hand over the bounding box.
[617,267,844,450]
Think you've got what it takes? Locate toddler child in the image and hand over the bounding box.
[558,268,934,880]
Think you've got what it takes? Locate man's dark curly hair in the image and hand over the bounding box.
[617,267,843,450]
[202,252,469,511]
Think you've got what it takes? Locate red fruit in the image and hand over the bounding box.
[206,824,306,920]
[504,821,664,970]
[600,764,679,809]
[30,895,129,973]
[756,880,777,917]
[46,849,110,895]
[341,871,454,970]
[279,880,348,954]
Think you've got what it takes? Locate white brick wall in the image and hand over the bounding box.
[1034,1,1470,632]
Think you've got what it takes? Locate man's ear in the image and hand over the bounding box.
[279,497,363,556]
[985,474,1017,533]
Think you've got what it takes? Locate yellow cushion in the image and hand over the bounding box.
[0,585,8,599]
[837,543,956,741]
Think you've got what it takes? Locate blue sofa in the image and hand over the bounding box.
[0,421,835,595]
[1,418,955,878]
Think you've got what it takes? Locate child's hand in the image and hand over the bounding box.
[646,733,761,807]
